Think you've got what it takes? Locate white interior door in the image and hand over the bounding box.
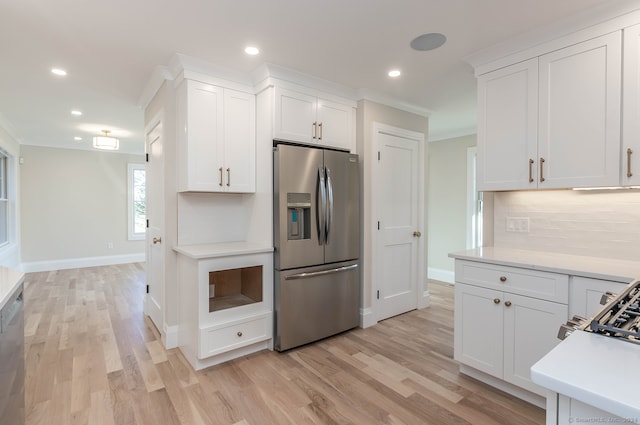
[145,118,164,333]
[374,124,423,321]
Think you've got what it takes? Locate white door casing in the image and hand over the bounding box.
[145,116,165,334]
[373,123,425,321]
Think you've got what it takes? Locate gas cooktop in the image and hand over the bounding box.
[559,279,640,344]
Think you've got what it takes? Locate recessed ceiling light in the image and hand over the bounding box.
[410,33,447,51]
[71,110,82,116]
[51,68,67,76]
[388,70,401,78]
[244,46,260,55]
[74,137,82,141]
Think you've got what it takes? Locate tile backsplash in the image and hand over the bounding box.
[493,189,640,261]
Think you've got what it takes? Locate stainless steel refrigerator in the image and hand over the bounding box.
[273,143,360,351]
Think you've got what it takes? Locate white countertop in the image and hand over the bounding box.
[0,266,25,310]
[173,242,273,259]
[531,331,640,420]
[449,247,640,283]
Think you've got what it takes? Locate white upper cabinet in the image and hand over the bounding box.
[177,79,256,193]
[538,32,622,189]
[477,59,539,191]
[476,31,623,191]
[623,23,640,186]
[223,89,256,193]
[274,86,355,151]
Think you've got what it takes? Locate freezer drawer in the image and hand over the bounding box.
[275,261,360,351]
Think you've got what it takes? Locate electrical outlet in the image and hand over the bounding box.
[107,242,114,249]
[506,217,530,233]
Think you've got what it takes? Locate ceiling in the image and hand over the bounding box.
[0,0,628,154]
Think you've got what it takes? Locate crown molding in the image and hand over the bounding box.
[357,89,433,118]
[466,0,640,73]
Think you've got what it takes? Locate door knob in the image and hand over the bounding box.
[413,231,421,237]
[153,237,162,244]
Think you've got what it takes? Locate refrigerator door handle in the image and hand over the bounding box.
[317,166,327,245]
[325,166,333,244]
[284,264,359,280]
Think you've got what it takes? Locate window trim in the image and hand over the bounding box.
[128,163,146,241]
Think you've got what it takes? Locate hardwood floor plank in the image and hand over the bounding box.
[24,267,544,425]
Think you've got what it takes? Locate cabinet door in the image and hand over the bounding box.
[503,293,567,396]
[569,276,628,318]
[454,283,504,378]
[180,80,224,192]
[538,32,622,189]
[223,89,256,193]
[317,98,353,151]
[623,24,640,186]
[477,58,538,191]
[274,87,317,144]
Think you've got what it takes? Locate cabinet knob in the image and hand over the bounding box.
[499,276,507,282]
[493,298,500,304]
[505,301,512,307]
[237,331,243,337]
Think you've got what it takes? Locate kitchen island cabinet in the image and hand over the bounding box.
[532,331,638,424]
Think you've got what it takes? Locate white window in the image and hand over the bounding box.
[128,163,146,240]
[0,153,7,248]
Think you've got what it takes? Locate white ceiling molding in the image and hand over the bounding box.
[466,0,640,73]
[357,89,433,118]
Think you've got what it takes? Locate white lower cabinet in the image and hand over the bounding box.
[455,282,567,397]
[454,260,569,402]
[176,247,273,371]
[569,276,629,318]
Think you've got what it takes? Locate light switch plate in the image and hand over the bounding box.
[506,217,530,233]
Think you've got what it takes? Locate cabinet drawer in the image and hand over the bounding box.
[199,315,270,359]
[455,260,568,303]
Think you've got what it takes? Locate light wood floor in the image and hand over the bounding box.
[23,263,544,425]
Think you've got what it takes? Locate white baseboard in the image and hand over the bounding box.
[360,307,376,328]
[21,253,145,273]
[428,267,455,284]
[419,289,431,309]
[163,324,179,349]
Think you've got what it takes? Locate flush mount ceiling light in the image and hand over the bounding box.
[410,32,447,51]
[388,69,401,78]
[74,137,82,141]
[244,46,259,55]
[51,68,67,76]
[93,130,119,150]
[71,110,82,116]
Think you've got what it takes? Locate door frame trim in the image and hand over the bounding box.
[370,122,426,323]
[144,109,166,341]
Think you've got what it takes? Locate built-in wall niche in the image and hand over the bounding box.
[208,265,263,312]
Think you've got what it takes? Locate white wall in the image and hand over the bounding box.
[427,134,476,283]
[493,189,640,262]
[20,145,145,271]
